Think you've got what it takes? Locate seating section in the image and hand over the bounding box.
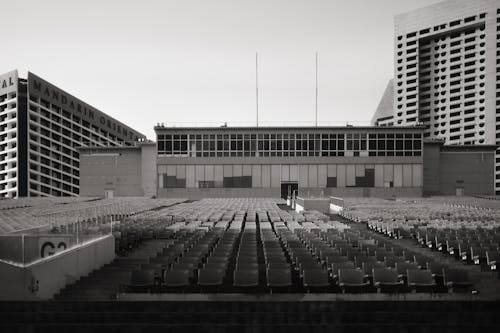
[341,197,500,274]
[53,197,500,299]
[0,197,187,234]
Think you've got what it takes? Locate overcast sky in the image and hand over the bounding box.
[1,0,444,139]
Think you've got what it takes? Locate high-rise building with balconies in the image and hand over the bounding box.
[0,70,145,198]
[372,0,500,193]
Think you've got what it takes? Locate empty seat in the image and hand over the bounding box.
[354,255,377,268]
[171,262,197,278]
[443,269,474,293]
[198,268,225,288]
[126,269,155,292]
[338,268,368,293]
[413,255,432,269]
[395,262,419,280]
[373,268,403,293]
[302,269,330,290]
[233,269,259,288]
[384,255,406,268]
[163,269,190,288]
[361,262,386,280]
[470,246,487,265]
[407,269,436,292]
[486,250,500,270]
[266,268,292,290]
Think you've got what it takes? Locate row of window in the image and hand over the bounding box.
[157,132,423,157]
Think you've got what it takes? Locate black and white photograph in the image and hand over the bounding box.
[0,0,499,331]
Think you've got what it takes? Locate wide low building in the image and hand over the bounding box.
[154,125,425,199]
[0,70,146,198]
[78,125,496,198]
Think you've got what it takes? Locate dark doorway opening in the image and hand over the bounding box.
[281,182,298,200]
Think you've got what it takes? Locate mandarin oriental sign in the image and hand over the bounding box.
[27,72,145,141]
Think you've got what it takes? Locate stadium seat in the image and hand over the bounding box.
[302,269,330,291]
[326,254,349,266]
[163,269,190,290]
[198,268,225,290]
[373,268,403,293]
[233,269,259,289]
[338,268,368,293]
[407,269,436,292]
[266,268,292,292]
[443,269,474,293]
[413,255,432,269]
[395,262,419,281]
[140,263,164,283]
[361,262,386,282]
[470,246,487,265]
[486,250,500,271]
[384,255,406,268]
[354,255,377,268]
[125,269,155,293]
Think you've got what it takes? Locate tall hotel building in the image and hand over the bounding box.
[0,70,145,198]
[372,0,500,193]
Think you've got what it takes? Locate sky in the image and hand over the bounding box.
[1,0,445,139]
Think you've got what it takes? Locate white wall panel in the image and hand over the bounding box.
[158,165,167,174]
[383,164,394,182]
[412,164,422,187]
[196,165,205,182]
[176,165,186,178]
[403,164,412,187]
[261,165,271,188]
[167,165,176,176]
[337,165,346,188]
[394,164,403,187]
[355,164,365,177]
[186,165,195,188]
[281,165,290,182]
[318,165,327,187]
[214,165,223,182]
[223,165,232,178]
[271,165,281,187]
[242,165,252,176]
[233,164,242,177]
[327,164,336,177]
[289,165,298,182]
[299,164,308,187]
[375,164,384,187]
[346,164,355,187]
[252,165,261,187]
[205,165,214,181]
[308,165,318,187]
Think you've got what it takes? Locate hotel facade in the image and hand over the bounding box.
[0,70,145,198]
[372,0,500,193]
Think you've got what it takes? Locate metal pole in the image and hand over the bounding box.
[315,52,318,127]
[256,52,259,127]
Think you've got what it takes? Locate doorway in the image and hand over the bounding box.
[281,182,298,200]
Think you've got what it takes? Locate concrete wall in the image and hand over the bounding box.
[423,143,495,196]
[80,148,144,197]
[0,235,115,300]
[439,151,495,195]
[141,144,158,197]
[296,197,330,213]
[423,143,441,195]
